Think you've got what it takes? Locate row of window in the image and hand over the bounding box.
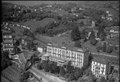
[3,35,12,38]
[50,53,83,62]
[49,57,83,67]
[3,48,13,51]
[47,46,83,60]
[47,46,84,67]
[3,43,13,47]
[3,40,13,43]
[47,46,84,58]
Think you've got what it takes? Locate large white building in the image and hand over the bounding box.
[46,43,89,68]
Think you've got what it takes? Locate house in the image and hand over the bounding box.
[105,26,119,39]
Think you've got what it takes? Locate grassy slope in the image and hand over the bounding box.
[21,18,56,33]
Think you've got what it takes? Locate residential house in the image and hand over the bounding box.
[105,26,119,39]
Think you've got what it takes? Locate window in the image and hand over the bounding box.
[95,66,100,75]
[58,49,61,54]
[47,46,52,53]
[56,48,58,54]
[61,49,63,58]
[62,49,66,59]
[53,47,55,53]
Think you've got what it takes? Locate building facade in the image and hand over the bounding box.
[2,30,14,54]
[91,61,108,79]
[46,44,89,68]
[91,55,119,81]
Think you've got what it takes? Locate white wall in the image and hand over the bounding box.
[37,47,43,53]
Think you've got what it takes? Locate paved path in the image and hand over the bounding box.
[29,67,51,82]
[30,66,66,82]
[92,52,118,58]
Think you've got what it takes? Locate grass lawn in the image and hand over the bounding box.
[20,18,56,33]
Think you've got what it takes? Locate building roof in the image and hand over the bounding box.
[49,31,84,52]
[93,54,119,65]
[1,75,9,82]
[92,55,109,64]
[2,30,12,35]
[18,53,27,64]
[2,65,21,82]
[22,51,34,60]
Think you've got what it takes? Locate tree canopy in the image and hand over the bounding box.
[71,26,81,41]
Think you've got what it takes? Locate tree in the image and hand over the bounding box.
[41,60,50,72]
[102,42,107,52]
[100,77,107,82]
[66,61,74,73]
[68,73,76,81]
[88,53,93,67]
[99,31,106,41]
[71,26,81,41]
[89,31,97,45]
[78,78,85,82]
[50,62,58,73]
[13,46,21,54]
[81,29,87,40]
[24,60,32,71]
[19,71,32,82]
[59,66,66,77]
[1,51,12,71]
[23,29,35,39]
[74,40,82,48]
[30,54,40,65]
[35,27,45,34]
[96,46,102,52]
[37,62,43,70]
[109,78,115,82]
[14,39,20,46]
[97,26,106,41]
[74,68,83,80]
[106,45,113,53]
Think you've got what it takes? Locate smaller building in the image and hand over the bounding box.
[91,56,109,79]
[41,53,49,60]
[105,26,119,39]
[91,54,119,81]
[37,47,43,53]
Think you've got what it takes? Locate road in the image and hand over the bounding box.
[92,52,118,58]
[29,66,66,82]
[29,67,51,82]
